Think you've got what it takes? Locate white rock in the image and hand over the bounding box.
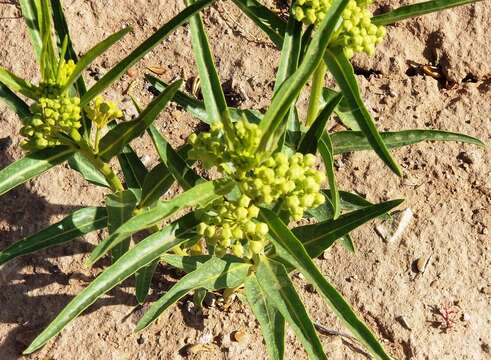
[375,208,414,243]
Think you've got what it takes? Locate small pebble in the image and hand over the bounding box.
[415,255,432,273]
[126,68,137,77]
[461,313,471,322]
[232,329,249,344]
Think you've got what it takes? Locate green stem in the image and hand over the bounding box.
[94,127,101,154]
[306,61,326,127]
[78,143,124,193]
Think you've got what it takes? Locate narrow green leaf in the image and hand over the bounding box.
[0,81,31,120]
[135,260,159,304]
[106,190,138,261]
[321,87,360,130]
[117,145,148,190]
[274,13,302,92]
[258,0,349,152]
[38,0,56,81]
[372,0,481,26]
[0,68,38,99]
[0,207,107,265]
[136,256,250,331]
[338,234,355,253]
[146,74,262,124]
[98,80,182,161]
[139,163,174,208]
[0,146,74,197]
[244,275,285,360]
[231,0,286,48]
[68,152,109,188]
[186,0,234,136]
[255,256,327,360]
[50,0,87,95]
[293,199,404,259]
[261,209,392,360]
[331,129,485,155]
[24,219,192,354]
[161,254,212,272]
[19,0,43,62]
[147,125,201,189]
[318,134,340,219]
[324,47,401,176]
[298,93,342,154]
[80,0,212,106]
[62,27,131,92]
[87,179,233,266]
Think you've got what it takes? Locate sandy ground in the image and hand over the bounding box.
[0,0,490,359]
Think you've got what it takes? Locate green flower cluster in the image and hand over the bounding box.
[241,152,326,220]
[85,96,123,129]
[20,95,81,150]
[188,119,261,174]
[197,194,269,258]
[293,0,386,57]
[20,60,82,150]
[188,118,326,258]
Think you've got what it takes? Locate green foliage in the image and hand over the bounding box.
[0,0,484,358]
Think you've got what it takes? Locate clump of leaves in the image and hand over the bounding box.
[0,0,484,359]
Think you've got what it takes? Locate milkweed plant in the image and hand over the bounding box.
[0,0,484,358]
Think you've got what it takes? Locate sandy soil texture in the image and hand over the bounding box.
[0,1,490,359]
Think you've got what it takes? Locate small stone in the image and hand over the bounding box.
[375,208,413,243]
[396,316,412,330]
[197,332,213,344]
[415,255,432,273]
[126,68,137,77]
[461,313,471,322]
[232,329,249,344]
[140,155,152,167]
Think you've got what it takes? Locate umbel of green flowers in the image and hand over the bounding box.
[293,0,385,58]
[20,60,82,150]
[188,119,326,258]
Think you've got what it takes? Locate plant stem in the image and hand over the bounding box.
[306,61,326,127]
[94,127,101,154]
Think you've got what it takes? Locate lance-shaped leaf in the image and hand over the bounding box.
[298,93,342,154]
[117,145,148,190]
[0,207,107,266]
[260,209,392,360]
[106,190,139,262]
[244,275,285,360]
[255,256,327,360]
[98,80,181,161]
[321,87,360,130]
[62,27,131,92]
[0,146,74,197]
[0,81,31,120]
[318,133,340,219]
[146,74,262,124]
[135,260,159,304]
[24,218,193,355]
[324,47,401,176]
[68,152,109,188]
[294,199,403,258]
[148,125,201,190]
[81,0,213,106]
[38,0,57,81]
[51,0,88,99]
[161,254,212,272]
[139,163,175,208]
[331,129,484,155]
[87,179,233,266]
[258,0,349,153]
[186,0,234,137]
[231,0,286,48]
[136,256,250,331]
[372,0,481,26]
[19,0,43,62]
[0,68,38,99]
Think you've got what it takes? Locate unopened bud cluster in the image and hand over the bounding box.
[85,96,123,128]
[197,195,269,258]
[241,152,326,221]
[188,118,326,258]
[20,60,82,150]
[188,119,261,173]
[293,0,385,57]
